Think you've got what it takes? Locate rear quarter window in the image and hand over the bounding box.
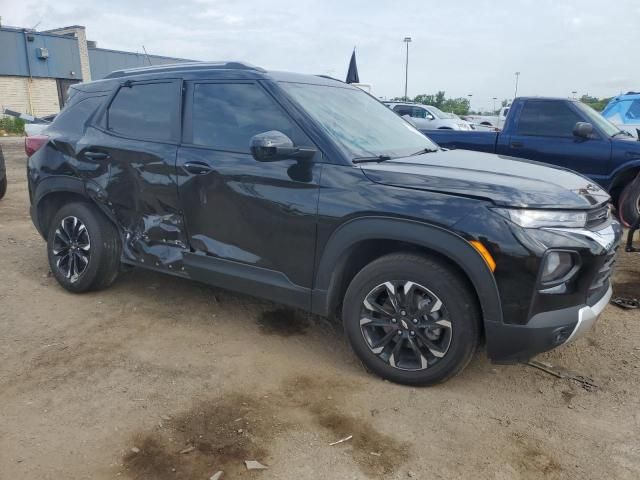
[49,95,107,135]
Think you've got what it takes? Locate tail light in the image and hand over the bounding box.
[25,135,49,157]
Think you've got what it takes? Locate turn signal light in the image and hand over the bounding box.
[469,240,496,272]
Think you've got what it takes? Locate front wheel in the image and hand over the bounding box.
[342,253,480,386]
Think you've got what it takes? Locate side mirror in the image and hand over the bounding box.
[573,122,593,139]
[426,113,435,120]
[250,130,316,162]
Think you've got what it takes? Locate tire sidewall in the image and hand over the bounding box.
[47,203,107,293]
[343,257,479,385]
[0,175,7,200]
[619,181,640,227]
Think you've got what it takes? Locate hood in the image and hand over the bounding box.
[361,149,609,209]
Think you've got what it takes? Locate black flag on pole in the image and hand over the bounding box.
[346,49,360,84]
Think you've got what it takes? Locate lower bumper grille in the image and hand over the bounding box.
[588,247,617,303]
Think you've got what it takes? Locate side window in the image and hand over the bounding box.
[189,83,306,152]
[516,101,581,137]
[412,107,427,119]
[627,100,640,119]
[107,82,179,142]
[393,105,412,116]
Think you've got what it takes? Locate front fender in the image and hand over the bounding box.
[312,216,503,327]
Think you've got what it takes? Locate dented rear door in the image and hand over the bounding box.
[87,79,187,268]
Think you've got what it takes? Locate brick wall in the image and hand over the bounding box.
[0,76,60,117]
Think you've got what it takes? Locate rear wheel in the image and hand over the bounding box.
[618,179,640,227]
[47,202,121,293]
[342,253,480,386]
[0,176,6,200]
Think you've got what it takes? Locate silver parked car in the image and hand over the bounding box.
[384,102,472,130]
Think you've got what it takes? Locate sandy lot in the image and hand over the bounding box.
[1,136,639,480]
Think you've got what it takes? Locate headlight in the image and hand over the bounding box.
[493,208,587,228]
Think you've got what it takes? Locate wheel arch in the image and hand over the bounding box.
[33,176,117,238]
[312,217,503,329]
[609,165,640,206]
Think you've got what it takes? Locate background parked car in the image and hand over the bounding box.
[601,92,640,139]
[384,102,473,130]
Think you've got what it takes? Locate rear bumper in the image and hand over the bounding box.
[486,284,611,363]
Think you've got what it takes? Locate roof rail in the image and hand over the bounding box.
[315,74,344,83]
[104,61,266,79]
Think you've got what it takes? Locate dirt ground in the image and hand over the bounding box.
[1,136,639,480]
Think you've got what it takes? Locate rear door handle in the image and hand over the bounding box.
[511,141,523,148]
[83,151,110,160]
[184,161,213,175]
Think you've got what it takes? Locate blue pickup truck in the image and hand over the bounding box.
[423,97,640,225]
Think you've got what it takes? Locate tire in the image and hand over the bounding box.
[47,202,121,293]
[0,176,6,200]
[618,179,640,227]
[342,253,480,386]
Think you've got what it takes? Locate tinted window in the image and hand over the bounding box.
[412,107,428,119]
[393,105,412,116]
[108,82,178,142]
[50,95,106,134]
[516,101,581,137]
[190,83,304,152]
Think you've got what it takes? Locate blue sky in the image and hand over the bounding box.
[2,0,639,111]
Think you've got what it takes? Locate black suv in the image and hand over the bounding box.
[27,62,621,385]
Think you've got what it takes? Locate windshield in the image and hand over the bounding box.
[426,106,455,119]
[573,101,621,137]
[280,82,438,159]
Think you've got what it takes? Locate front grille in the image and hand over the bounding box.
[588,247,617,303]
[586,204,610,229]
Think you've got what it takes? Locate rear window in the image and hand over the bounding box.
[107,82,179,142]
[49,95,106,134]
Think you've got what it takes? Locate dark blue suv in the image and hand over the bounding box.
[27,62,621,385]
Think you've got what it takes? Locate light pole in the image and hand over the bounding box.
[571,90,577,99]
[492,97,497,113]
[467,94,473,113]
[514,71,520,99]
[403,37,412,101]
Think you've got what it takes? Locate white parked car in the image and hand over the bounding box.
[384,102,472,130]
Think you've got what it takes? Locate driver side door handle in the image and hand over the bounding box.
[184,161,213,175]
[511,141,524,148]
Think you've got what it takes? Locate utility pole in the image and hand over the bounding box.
[403,37,412,100]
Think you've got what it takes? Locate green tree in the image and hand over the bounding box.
[579,95,611,112]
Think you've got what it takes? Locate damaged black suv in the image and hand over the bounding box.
[28,62,621,385]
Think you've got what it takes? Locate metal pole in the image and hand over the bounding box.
[403,37,411,101]
[514,72,520,99]
[492,97,497,113]
[404,42,409,100]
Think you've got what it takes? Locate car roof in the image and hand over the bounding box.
[101,61,349,88]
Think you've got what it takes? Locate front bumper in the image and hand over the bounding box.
[566,284,612,343]
[486,220,621,363]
